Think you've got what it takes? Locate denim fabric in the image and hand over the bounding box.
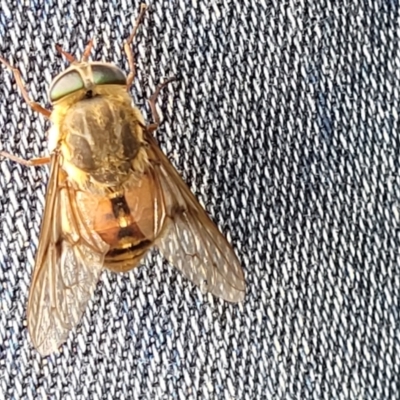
[0,1,399,399]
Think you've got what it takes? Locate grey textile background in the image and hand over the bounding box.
[0,0,399,399]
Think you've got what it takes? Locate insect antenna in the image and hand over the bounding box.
[81,39,94,62]
[55,44,76,63]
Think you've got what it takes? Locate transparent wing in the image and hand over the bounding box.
[146,131,245,302]
[27,155,109,356]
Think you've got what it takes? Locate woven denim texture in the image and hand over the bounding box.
[0,0,399,399]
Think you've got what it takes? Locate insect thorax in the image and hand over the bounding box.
[56,94,147,189]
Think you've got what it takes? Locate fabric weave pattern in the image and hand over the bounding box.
[0,1,399,399]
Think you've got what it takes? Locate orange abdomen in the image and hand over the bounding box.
[74,171,166,272]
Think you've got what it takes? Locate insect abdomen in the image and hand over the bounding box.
[75,170,166,273]
[94,194,153,272]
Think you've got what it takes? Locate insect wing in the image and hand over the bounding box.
[27,155,109,356]
[146,132,245,303]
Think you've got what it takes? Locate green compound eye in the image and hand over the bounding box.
[92,64,126,86]
[49,70,84,102]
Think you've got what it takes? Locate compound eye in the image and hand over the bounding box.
[91,64,126,86]
[49,70,84,102]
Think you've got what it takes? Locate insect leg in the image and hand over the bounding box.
[0,56,51,118]
[147,78,176,131]
[124,3,147,90]
[0,151,50,166]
